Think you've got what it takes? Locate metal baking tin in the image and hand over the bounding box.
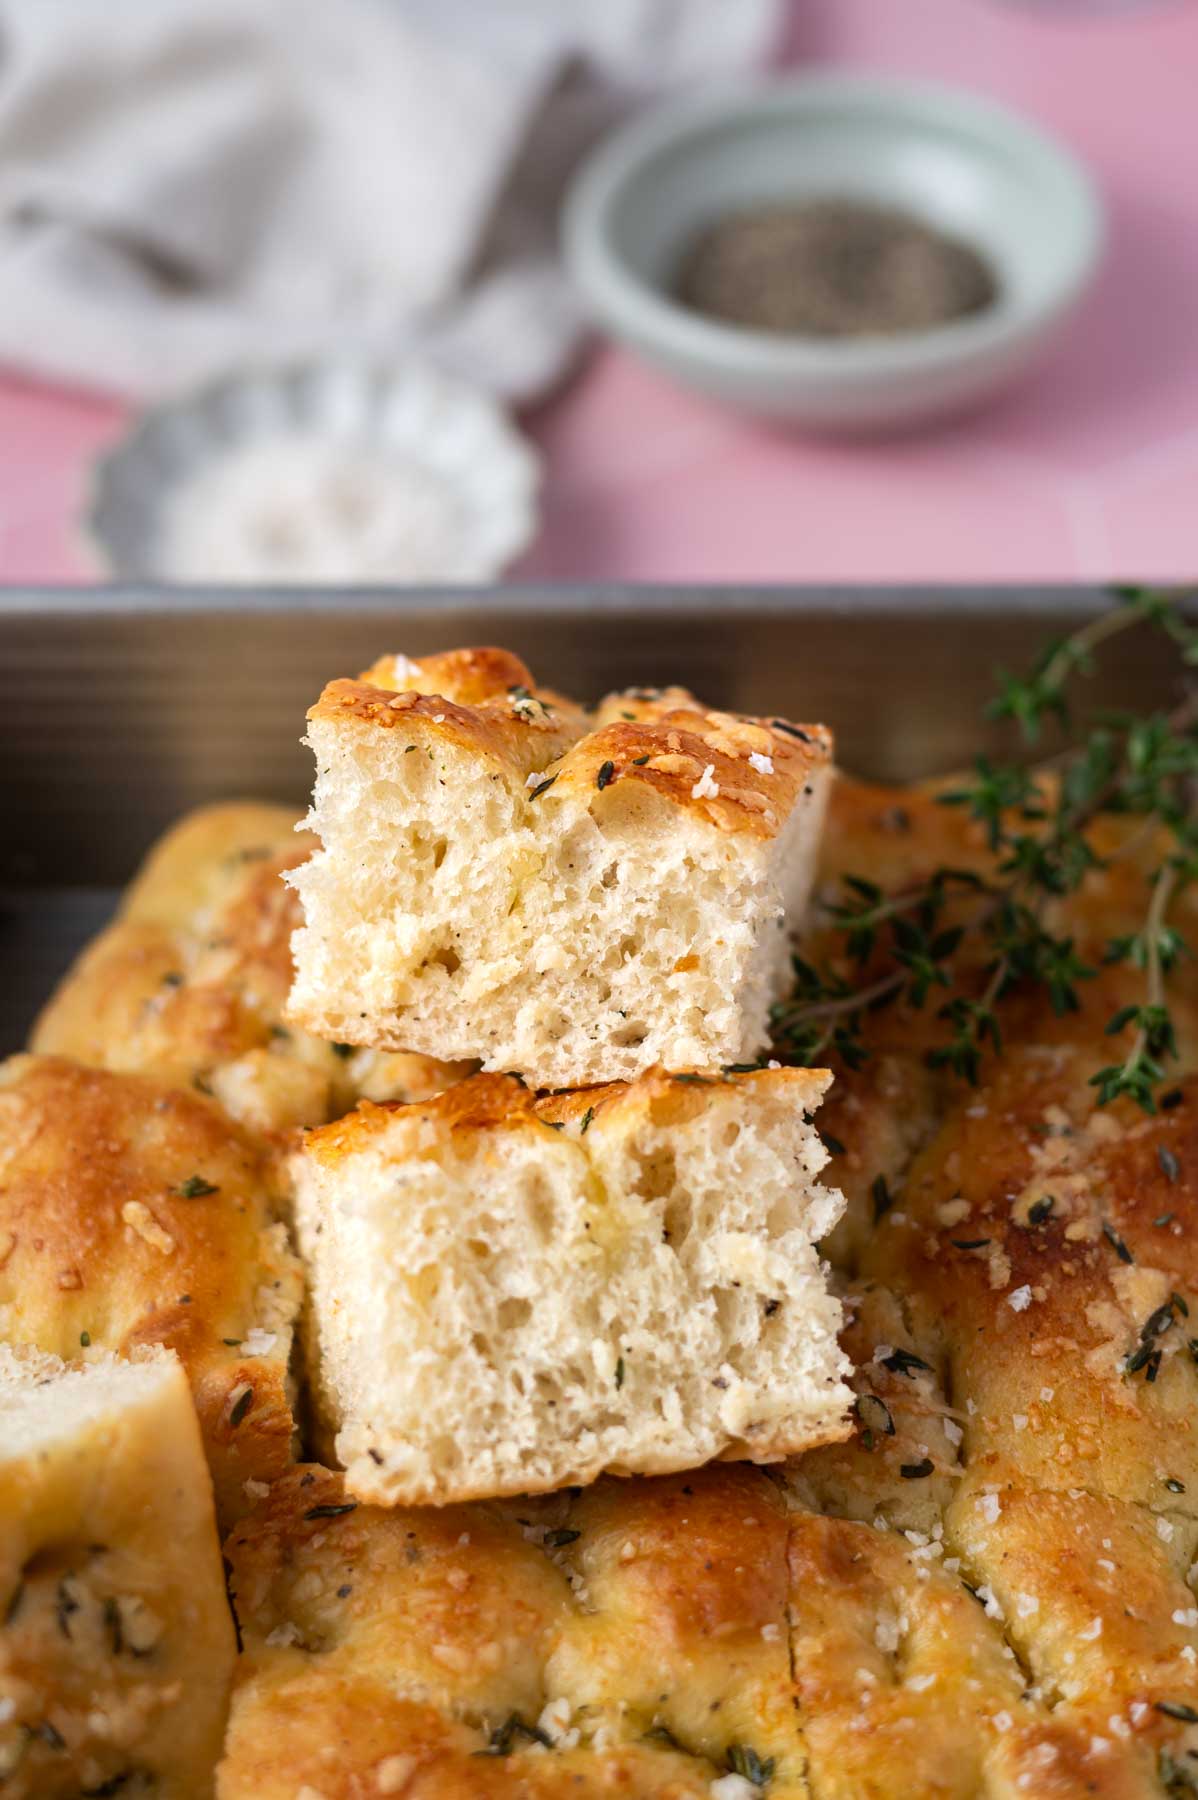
[0,584,1184,1050]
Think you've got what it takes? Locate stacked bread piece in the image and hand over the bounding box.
[286,647,853,1502]
[287,648,833,1085]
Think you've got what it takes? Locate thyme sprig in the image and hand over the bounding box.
[773,588,1198,1112]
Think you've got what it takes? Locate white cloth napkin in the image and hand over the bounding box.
[0,0,782,402]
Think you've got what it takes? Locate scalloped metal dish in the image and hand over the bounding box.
[84,361,542,583]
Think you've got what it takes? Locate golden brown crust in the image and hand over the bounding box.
[301,1065,834,1169]
[591,685,702,727]
[795,773,1198,1782]
[309,677,582,771]
[863,1006,1198,1507]
[546,709,831,840]
[32,801,465,1134]
[0,1054,302,1523]
[308,651,831,845]
[0,1346,236,1798]
[218,1458,1158,1800]
[357,646,536,704]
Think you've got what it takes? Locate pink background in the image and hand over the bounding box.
[2,0,1197,586]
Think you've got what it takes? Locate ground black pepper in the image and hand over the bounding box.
[675,199,998,338]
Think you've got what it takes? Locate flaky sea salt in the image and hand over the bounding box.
[157,435,473,583]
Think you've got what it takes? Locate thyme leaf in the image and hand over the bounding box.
[770,588,1198,1115]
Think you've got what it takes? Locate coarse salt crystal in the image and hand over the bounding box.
[537,1698,574,1744]
[121,1201,174,1254]
[978,1493,1001,1524]
[907,1672,936,1692]
[1079,1617,1103,1640]
[376,1755,418,1794]
[1158,1517,1176,1543]
[242,1328,277,1358]
[1016,1592,1039,1618]
[1008,1286,1032,1312]
[692,763,720,800]
[760,1622,781,1643]
[993,1710,1013,1732]
[748,752,774,775]
[1039,1387,1054,1402]
[710,1777,757,1800]
[1173,1608,1198,1627]
[943,1419,963,1447]
[1012,1414,1028,1432]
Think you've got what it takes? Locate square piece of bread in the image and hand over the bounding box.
[0,1344,235,1798]
[0,1054,303,1526]
[293,1066,850,1506]
[285,647,832,1088]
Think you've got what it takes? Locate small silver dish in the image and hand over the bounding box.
[86,360,542,583]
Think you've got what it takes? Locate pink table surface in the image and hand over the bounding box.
[2,0,1197,588]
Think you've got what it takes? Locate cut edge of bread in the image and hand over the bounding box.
[294,1066,851,1507]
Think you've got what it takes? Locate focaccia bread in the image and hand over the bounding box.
[217,1458,1152,1800]
[218,1465,723,1799]
[0,1344,235,1799]
[14,744,1198,1799]
[0,1054,302,1524]
[285,647,832,1087]
[32,802,468,1137]
[293,1065,851,1505]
